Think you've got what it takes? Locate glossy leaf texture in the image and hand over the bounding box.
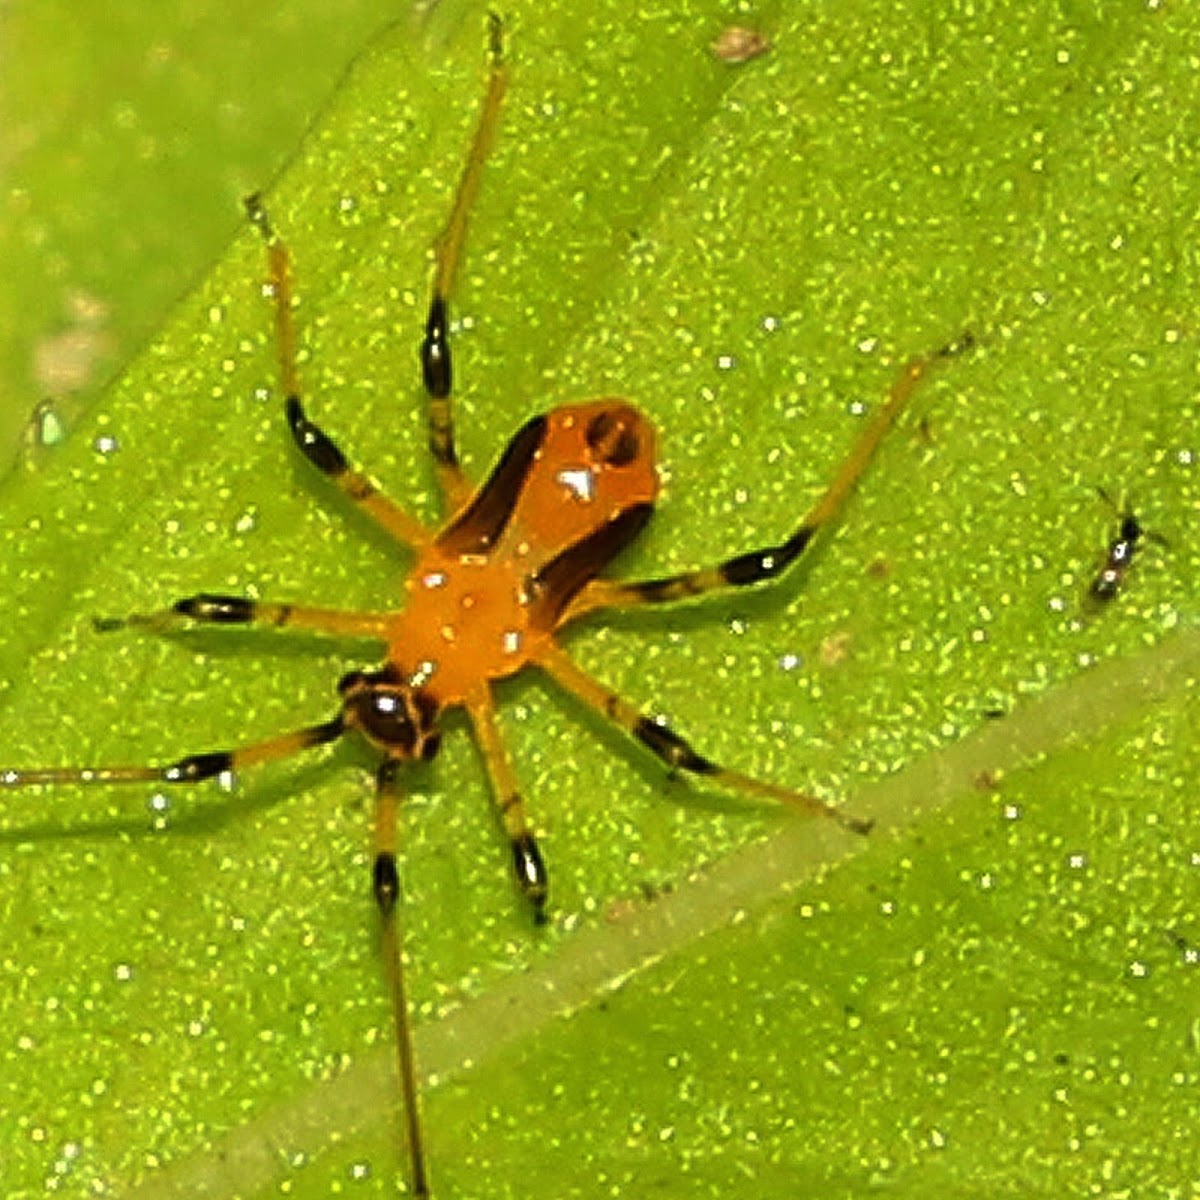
[1,2,1197,1198]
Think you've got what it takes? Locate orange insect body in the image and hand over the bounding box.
[394,401,658,705]
[0,17,968,1197]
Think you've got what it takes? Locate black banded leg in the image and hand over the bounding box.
[243,194,431,551]
[538,646,871,835]
[561,332,974,622]
[465,689,549,920]
[373,760,429,1199]
[94,593,391,640]
[0,716,345,790]
[421,14,508,512]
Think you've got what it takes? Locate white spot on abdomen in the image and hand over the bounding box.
[556,465,595,501]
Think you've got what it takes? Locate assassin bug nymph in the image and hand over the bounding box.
[2,17,968,1197]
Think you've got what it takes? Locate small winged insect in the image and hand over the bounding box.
[1088,486,1161,605]
[2,17,969,1196]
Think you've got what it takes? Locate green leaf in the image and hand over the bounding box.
[2,1,1197,1198]
[0,0,405,458]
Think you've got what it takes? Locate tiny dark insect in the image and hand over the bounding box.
[1088,486,1162,604]
[1,18,968,1196]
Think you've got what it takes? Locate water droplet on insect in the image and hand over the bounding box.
[409,660,438,687]
[94,433,120,456]
[715,353,737,371]
[556,466,594,501]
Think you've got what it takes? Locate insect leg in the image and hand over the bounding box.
[244,193,432,550]
[561,334,973,622]
[0,716,346,789]
[465,688,549,919]
[421,14,508,512]
[538,646,871,835]
[373,759,429,1198]
[93,594,392,640]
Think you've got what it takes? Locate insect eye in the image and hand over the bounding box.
[341,685,423,757]
[585,409,640,467]
[364,691,418,749]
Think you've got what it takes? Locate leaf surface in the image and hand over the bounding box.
[1,2,1197,1198]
